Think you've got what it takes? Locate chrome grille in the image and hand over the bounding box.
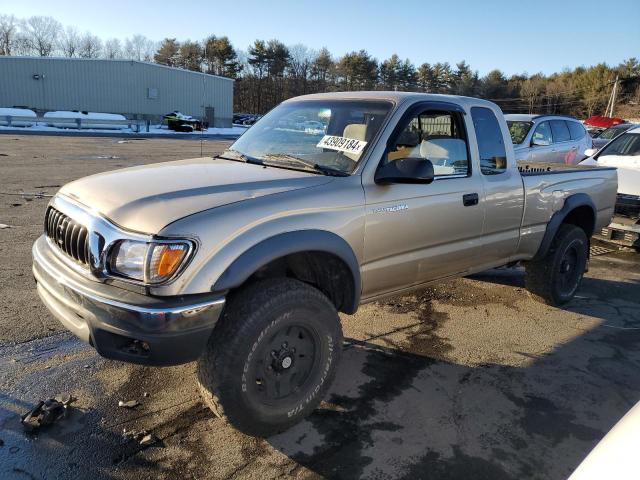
[44,207,90,265]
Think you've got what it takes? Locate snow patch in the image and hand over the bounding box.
[43,111,128,130]
[0,108,37,127]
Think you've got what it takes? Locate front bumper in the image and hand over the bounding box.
[32,235,225,365]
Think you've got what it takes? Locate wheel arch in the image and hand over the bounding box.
[212,230,361,314]
[532,193,596,261]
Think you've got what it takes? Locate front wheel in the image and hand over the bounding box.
[525,224,589,306]
[196,278,342,437]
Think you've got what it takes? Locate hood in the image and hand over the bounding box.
[60,157,332,233]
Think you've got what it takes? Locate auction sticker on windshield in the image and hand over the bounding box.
[317,135,367,155]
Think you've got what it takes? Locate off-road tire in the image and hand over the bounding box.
[196,278,343,437]
[525,224,589,306]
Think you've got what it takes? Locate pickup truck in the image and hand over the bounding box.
[32,92,617,436]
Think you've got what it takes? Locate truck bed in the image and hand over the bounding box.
[514,162,618,258]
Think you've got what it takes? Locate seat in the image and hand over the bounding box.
[342,124,368,161]
[418,138,467,176]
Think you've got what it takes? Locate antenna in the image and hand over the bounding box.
[200,41,206,158]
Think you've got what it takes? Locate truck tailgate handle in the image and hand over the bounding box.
[463,193,479,207]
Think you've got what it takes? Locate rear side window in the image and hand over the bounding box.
[471,107,507,175]
[567,121,586,140]
[550,120,571,143]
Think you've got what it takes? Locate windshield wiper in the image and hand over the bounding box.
[215,149,264,165]
[261,153,349,177]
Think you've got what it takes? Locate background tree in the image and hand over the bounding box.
[154,38,180,66]
[21,16,61,56]
[0,14,18,55]
[311,47,333,91]
[336,50,378,90]
[1,12,639,118]
[287,44,315,96]
[451,60,478,96]
[124,34,155,61]
[103,38,122,59]
[203,35,241,77]
[177,40,202,71]
[78,32,102,59]
[58,26,80,57]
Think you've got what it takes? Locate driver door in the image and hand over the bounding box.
[361,104,485,299]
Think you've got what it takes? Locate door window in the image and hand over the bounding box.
[532,121,553,145]
[471,107,508,175]
[550,120,571,143]
[567,121,586,140]
[385,109,469,177]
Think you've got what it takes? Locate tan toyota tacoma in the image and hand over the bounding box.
[33,92,617,436]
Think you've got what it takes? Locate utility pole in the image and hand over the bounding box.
[606,75,619,117]
[610,75,619,117]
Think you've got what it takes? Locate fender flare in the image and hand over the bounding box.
[532,193,596,261]
[212,230,361,312]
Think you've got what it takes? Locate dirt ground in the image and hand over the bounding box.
[1,134,639,480]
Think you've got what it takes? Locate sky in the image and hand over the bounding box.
[2,0,639,76]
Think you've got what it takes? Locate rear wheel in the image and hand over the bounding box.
[196,278,342,436]
[525,224,589,306]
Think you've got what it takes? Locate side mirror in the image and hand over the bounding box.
[531,138,550,147]
[375,158,435,185]
[583,148,597,157]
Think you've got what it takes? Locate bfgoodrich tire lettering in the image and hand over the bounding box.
[525,224,589,306]
[196,278,342,436]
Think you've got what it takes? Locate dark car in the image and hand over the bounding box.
[592,123,638,150]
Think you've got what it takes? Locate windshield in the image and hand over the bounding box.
[598,125,630,140]
[507,121,533,144]
[598,132,640,157]
[229,100,393,175]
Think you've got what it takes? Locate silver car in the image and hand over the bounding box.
[506,114,593,165]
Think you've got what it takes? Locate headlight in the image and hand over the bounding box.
[110,240,192,284]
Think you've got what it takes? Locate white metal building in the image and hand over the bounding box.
[0,57,234,127]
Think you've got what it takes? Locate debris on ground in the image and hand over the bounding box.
[122,428,159,446]
[143,392,150,398]
[0,224,11,229]
[21,394,75,432]
[34,184,61,189]
[118,400,140,409]
[139,434,158,446]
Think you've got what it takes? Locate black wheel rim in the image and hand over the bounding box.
[557,242,581,296]
[248,323,319,406]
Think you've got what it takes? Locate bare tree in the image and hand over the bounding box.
[124,34,155,61]
[58,26,80,57]
[21,16,61,56]
[0,14,18,55]
[103,38,122,59]
[78,32,102,58]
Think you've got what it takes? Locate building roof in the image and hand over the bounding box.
[0,56,234,82]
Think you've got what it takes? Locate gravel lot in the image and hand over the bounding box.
[1,134,639,480]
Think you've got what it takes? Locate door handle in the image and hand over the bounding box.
[463,193,479,206]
